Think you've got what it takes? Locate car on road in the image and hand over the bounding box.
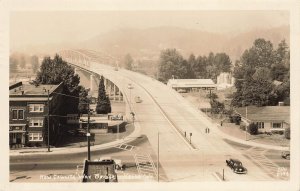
[226,158,247,174]
[134,96,142,103]
[281,151,290,160]
[128,83,134,89]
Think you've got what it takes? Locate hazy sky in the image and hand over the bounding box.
[10,11,289,49]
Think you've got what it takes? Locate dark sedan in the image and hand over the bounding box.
[226,158,247,174]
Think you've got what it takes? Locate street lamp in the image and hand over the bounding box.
[127,83,133,110]
[242,100,248,141]
[157,132,160,182]
[47,90,50,152]
[79,97,94,160]
[87,102,91,160]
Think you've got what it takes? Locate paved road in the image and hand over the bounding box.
[88,62,278,181]
[10,135,163,182]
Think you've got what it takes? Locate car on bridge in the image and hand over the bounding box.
[226,158,247,174]
[134,96,142,103]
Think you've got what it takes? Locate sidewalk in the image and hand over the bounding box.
[175,91,290,151]
[10,122,141,156]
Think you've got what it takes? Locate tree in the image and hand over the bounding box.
[270,64,288,82]
[158,49,191,82]
[191,52,231,81]
[232,38,289,107]
[78,86,90,114]
[35,54,81,114]
[193,55,207,79]
[19,55,26,69]
[214,53,232,73]
[206,92,218,100]
[123,54,133,70]
[274,40,290,66]
[9,56,18,73]
[96,77,111,114]
[248,123,258,135]
[285,127,290,139]
[252,67,272,81]
[232,79,277,107]
[210,99,225,114]
[31,55,39,74]
[35,55,80,93]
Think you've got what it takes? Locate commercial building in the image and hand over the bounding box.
[217,72,235,90]
[167,79,217,92]
[9,81,64,148]
[234,105,290,133]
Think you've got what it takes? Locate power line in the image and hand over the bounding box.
[51,91,81,99]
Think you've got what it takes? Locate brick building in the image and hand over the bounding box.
[9,82,64,148]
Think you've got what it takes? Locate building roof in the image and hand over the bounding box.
[9,82,60,97]
[235,106,290,124]
[167,79,216,88]
[9,82,63,102]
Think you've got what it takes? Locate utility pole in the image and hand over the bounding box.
[117,123,119,140]
[47,90,50,152]
[245,105,248,141]
[209,89,212,115]
[87,102,91,160]
[157,132,160,182]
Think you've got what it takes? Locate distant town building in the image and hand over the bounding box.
[234,105,290,133]
[217,72,235,90]
[167,79,216,92]
[9,81,64,148]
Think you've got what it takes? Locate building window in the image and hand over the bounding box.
[11,109,24,120]
[256,122,264,129]
[28,133,43,141]
[29,104,44,112]
[272,122,282,128]
[29,119,43,127]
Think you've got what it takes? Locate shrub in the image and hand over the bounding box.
[240,123,246,131]
[273,130,284,135]
[285,127,290,139]
[248,123,258,135]
[210,100,225,114]
[206,92,218,100]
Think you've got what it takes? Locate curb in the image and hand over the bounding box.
[214,124,289,151]
[172,91,290,151]
[10,122,141,156]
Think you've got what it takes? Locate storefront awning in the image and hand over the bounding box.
[9,130,26,133]
[9,124,26,126]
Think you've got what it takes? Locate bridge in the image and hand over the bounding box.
[58,49,275,181]
[59,50,123,102]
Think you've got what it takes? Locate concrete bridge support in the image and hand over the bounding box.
[74,68,124,102]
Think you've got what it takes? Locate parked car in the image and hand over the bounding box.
[226,158,247,174]
[95,157,125,170]
[281,151,290,160]
[76,129,87,137]
[111,114,123,120]
[177,89,187,93]
[134,96,142,103]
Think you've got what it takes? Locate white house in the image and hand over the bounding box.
[234,106,290,133]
